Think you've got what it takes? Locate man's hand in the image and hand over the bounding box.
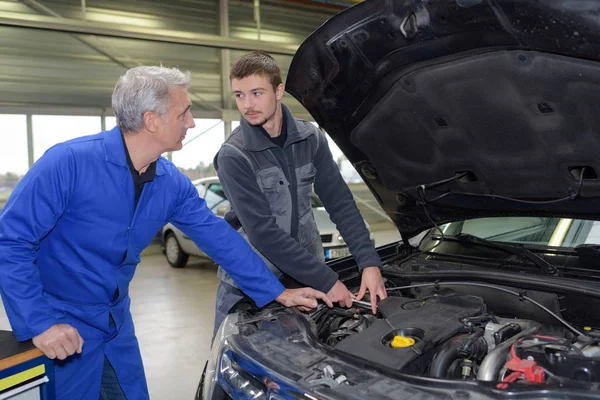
[276,287,333,311]
[356,267,387,314]
[327,280,354,308]
[32,324,84,360]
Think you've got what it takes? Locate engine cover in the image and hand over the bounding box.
[335,295,486,371]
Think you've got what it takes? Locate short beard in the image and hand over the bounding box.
[247,117,268,127]
[246,107,276,128]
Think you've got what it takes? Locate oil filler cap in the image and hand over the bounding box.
[391,336,415,348]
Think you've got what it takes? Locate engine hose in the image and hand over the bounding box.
[430,336,471,378]
[461,328,484,354]
[316,308,363,337]
[430,333,487,379]
[476,320,541,381]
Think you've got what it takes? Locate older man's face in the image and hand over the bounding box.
[157,86,195,152]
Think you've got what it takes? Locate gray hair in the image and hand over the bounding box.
[112,66,192,133]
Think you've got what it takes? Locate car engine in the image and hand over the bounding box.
[310,287,600,386]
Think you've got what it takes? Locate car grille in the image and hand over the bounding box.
[320,234,333,243]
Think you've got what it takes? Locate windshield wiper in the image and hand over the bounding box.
[574,244,600,258]
[440,233,558,275]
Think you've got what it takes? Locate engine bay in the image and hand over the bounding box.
[309,281,600,387]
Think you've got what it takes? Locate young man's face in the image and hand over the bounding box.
[231,74,284,127]
[156,85,195,151]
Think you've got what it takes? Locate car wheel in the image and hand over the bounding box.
[165,232,189,268]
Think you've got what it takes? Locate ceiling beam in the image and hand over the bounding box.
[0,12,298,55]
[17,0,224,113]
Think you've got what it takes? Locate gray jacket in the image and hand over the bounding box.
[214,104,381,293]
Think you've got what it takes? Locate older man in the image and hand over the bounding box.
[0,66,330,400]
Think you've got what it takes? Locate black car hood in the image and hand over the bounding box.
[286,0,600,237]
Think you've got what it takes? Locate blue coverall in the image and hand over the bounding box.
[0,127,285,399]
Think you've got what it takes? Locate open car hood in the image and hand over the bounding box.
[286,0,600,237]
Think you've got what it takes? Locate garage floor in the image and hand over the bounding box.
[128,251,218,399]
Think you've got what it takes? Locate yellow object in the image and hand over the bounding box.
[391,336,415,348]
[0,364,45,391]
[585,326,593,331]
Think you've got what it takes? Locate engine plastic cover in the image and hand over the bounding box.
[335,295,486,370]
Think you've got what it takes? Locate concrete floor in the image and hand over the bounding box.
[0,229,402,399]
[130,252,218,399]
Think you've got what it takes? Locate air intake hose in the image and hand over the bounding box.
[430,331,487,379]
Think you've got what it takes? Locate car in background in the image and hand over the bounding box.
[160,176,374,268]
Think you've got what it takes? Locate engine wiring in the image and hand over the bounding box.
[383,281,585,337]
[517,334,585,357]
[417,167,587,205]
[504,336,566,383]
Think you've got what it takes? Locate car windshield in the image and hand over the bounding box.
[438,217,600,248]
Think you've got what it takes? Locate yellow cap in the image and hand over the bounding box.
[585,326,593,331]
[391,336,416,348]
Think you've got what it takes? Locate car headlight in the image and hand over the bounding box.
[203,313,239,399]
[219,351,266,399]
[337,234,345,244]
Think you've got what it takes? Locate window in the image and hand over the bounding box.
[105,116,117,130]
[172,119,224,180]
[440,217,600,248]
[32,116,101,162]
[203,183,229,214]
[311,194,324,208]
[0,115,28,200]
[194,183,207,197]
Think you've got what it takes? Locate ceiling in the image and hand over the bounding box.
[0,0,344,119]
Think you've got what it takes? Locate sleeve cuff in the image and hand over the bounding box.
[253,281,286,308]
[357,256,383,272]
[15,318,58,342]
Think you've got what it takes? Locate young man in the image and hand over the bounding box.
[213,51,387,334]
[0,66,330,400]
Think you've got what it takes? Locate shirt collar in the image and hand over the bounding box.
[120,132,156,182]
[103,125,165,176]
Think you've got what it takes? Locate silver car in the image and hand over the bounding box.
[161,176,373,268]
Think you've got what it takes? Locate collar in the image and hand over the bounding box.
[103,126,166,176]
[239,103,312,151]
[121,133,157,182]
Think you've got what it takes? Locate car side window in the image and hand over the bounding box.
[204,183,229,214]
[195,183,207,198]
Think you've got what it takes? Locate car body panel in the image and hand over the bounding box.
[285,0,600,237]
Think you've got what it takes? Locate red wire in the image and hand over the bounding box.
[533,335,558,341]
[510,335,557,360]
[502,371,522,383]
[510,339,522,360]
